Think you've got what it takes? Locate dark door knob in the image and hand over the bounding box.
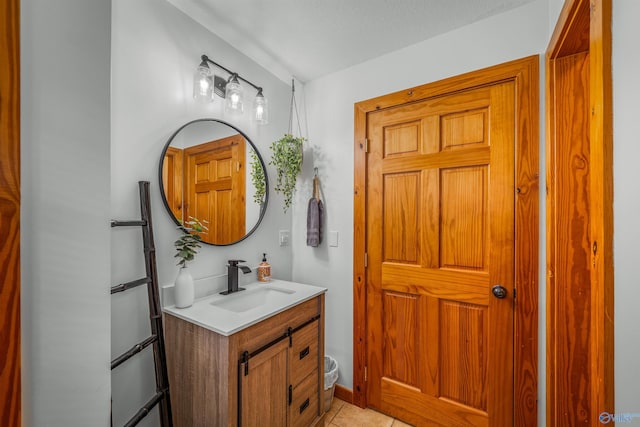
[492,285,508,299]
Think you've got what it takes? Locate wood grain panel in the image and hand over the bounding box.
[440,166,487,270]
[240,340,289,427]
[548,0,590,58]
[421,169,439,268]
[511,58,540,427]
[353,103,367,408]
[165,314,232,426]
[383,173,419,263]
[441,110,487,150]
[380,379,488,427]
[547,2,615,422]
[381,263,489,305]
[195,159,210,182]
[383,121,420,158]
[0,0,20,424]
[548,51,591,426]
[382,292,418,387]
[440,301,488,410]
[381,146,490,175]
[162,146,184,220]
[587,0,614,423]
[216,157,232,179]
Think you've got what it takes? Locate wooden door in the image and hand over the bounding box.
[162,146,184,221]
[366,82,516,426]
[239,339,289,427]
[0,0,20,424]
[185,134,246,245]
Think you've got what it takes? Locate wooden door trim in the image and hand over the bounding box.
[546,0,613,424]
[0,0,21,424]
[353,56,539,425]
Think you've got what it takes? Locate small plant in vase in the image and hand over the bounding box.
[269,133,305,212]
[173,217,208,308]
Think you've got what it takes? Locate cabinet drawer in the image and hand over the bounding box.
[290,370,319,427]
[290,319,319,386]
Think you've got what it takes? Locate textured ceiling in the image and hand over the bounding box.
[167,0,535,83]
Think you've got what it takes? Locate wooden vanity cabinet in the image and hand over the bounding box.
[165,294,325,427]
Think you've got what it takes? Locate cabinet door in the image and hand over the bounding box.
[289,319,321,427]
[239,339,289,427]
[289,371,319,427]
[289,319,319,386]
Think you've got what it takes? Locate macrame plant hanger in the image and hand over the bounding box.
[288,79,303,140]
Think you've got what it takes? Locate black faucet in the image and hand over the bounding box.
[220,259,252,295]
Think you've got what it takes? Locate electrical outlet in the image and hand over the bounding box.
[279,230,290,246]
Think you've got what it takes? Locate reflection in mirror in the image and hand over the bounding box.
[159,119,268,245]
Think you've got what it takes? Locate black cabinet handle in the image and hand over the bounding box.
[299,346,310,360]
[299,398,310,413]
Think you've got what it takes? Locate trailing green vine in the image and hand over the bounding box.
[269,133,305,212]
[249,150,266,205]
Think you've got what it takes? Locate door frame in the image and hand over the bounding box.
[353,56,539,425]
[0,0,21,424]
[546,0,613,424]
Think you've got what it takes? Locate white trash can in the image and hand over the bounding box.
[324,356,339,411]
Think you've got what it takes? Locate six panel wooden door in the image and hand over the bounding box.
[366,82,516,426]
[185,134,246,244]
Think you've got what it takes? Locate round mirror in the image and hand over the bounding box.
[159,118,268,245]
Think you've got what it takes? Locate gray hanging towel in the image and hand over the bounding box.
[307,173,323,247]
[306,197,323,247]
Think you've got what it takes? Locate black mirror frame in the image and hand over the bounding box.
[158,118,269,246]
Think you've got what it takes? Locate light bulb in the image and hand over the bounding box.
[225,74,244,114]
[193,63,213,103]
[253,89,268,124]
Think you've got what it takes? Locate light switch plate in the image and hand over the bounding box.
[329,231,339,247]
[279,230,290,246]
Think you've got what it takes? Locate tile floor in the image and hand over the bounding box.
[324,397,414,427]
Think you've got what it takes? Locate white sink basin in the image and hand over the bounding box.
[210,286,295,313]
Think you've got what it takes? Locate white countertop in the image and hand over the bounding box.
[163,279,327,336]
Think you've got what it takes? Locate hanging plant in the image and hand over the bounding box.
[249,150,266,205]
[269,133,305,212]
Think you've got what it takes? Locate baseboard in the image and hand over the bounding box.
[334,384,353,404]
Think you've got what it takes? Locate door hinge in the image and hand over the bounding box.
[513,288,517,300]
[364,366,368,382]
[288,384,293,405]
[364,252,368,268]
[364,138,369,153]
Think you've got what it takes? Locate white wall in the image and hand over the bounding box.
[110,1,292,425]
[612,0,640,416]
[292,0,548,397]
[20,0,111,425]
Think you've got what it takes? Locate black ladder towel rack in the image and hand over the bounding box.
[111,181,172,427]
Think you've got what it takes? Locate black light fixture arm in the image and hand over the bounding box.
[201,54,262,92]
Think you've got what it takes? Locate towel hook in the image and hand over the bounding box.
[313,169,320,200]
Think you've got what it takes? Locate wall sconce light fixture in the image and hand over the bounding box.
[193,54,268,124]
